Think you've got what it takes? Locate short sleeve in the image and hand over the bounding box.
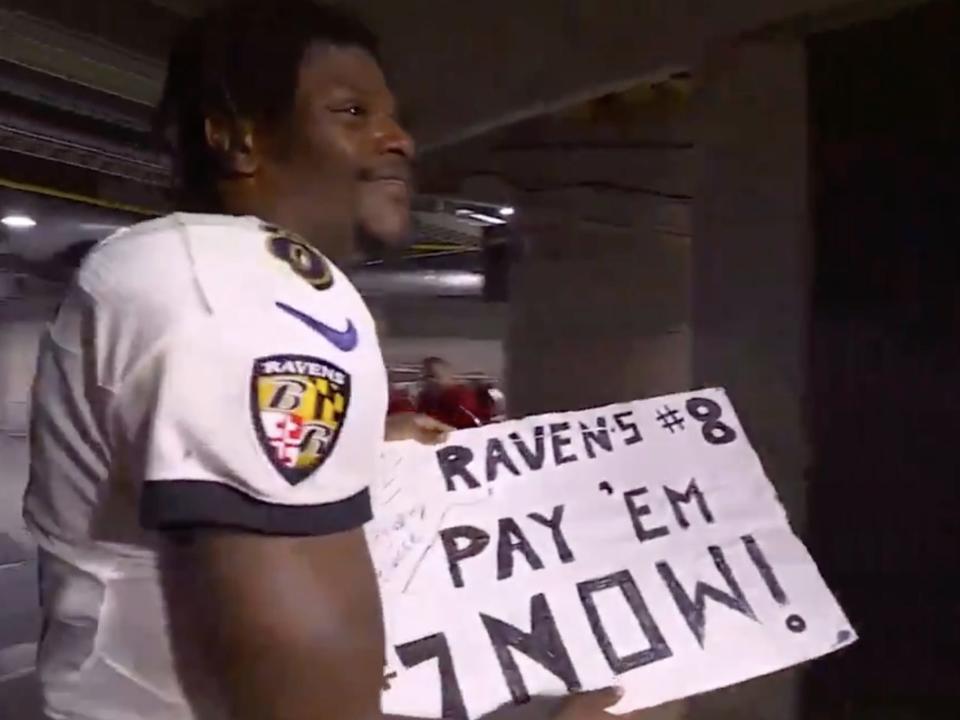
[109,310,374,537]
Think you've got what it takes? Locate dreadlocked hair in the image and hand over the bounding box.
[155,0,379,210]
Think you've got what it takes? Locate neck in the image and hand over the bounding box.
[215,181,355,263]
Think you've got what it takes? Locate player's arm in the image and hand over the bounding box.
[106,301,389,720]
[160,528,384,720]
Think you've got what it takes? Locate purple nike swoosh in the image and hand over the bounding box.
[275,302,358,352]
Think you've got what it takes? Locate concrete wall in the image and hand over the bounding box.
[362,0,921,146]
[683,39,811,720]
[418,23,818,718]
[369,296,507,383]
[0,311,47,548]
[691,40,811,530]
[506,210,692,417]
[419,91,697,719]
[0,310,43,714]
[0,318,44,437]
[418,90,696,418]
[4,0,921,151]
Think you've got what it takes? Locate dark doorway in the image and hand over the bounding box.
[806,1,960,717]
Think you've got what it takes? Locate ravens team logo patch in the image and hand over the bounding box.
[251,354,351,485]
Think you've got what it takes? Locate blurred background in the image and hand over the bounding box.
[1,0,958,718]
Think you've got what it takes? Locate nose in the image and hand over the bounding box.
[376,115,415,160]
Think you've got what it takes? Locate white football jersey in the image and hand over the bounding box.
[23,213,388,719]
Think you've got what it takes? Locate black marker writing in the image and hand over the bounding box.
[487,437,522,482]
[437,445,480,492]
[550,422,578,465]
[395,633,467,720]
[742,534,788,605]
[613,411,643,445]
[624,488,670,542]
[657,545,757,647]
[510,427,547,470]
[581,417,613,459]
[440,506,574,588]
[665,478,715,529]
[440,526,490,589]
[497,518,545,580]
[481,593,582,704]
[577,570,673,673]
[528,505,575,564]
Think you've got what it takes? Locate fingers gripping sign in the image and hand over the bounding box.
[386,413,453,445]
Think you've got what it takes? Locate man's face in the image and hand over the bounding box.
[260,44,415,257]
[424,361,455,388]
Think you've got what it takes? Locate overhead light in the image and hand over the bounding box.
[467,212,507,225]
[499,206,516,217]
[2,214,37,230]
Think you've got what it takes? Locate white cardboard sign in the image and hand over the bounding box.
[366,389,855,718]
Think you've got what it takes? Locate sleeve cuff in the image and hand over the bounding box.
[140,481,371,536]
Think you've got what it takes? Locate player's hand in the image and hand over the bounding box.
[384,413,452,445]
[553,688,627,720]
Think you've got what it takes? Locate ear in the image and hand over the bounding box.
[204,115,259,177]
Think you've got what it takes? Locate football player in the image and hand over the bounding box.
[24,1,625,719]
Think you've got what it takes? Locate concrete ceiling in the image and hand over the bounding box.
[0,0,924,205]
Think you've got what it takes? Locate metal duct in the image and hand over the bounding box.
[350,268,484,298]
[0,113,168,185]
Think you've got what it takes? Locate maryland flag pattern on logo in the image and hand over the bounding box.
[251,354,351,485]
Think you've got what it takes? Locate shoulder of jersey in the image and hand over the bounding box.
[77,213,267,304]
